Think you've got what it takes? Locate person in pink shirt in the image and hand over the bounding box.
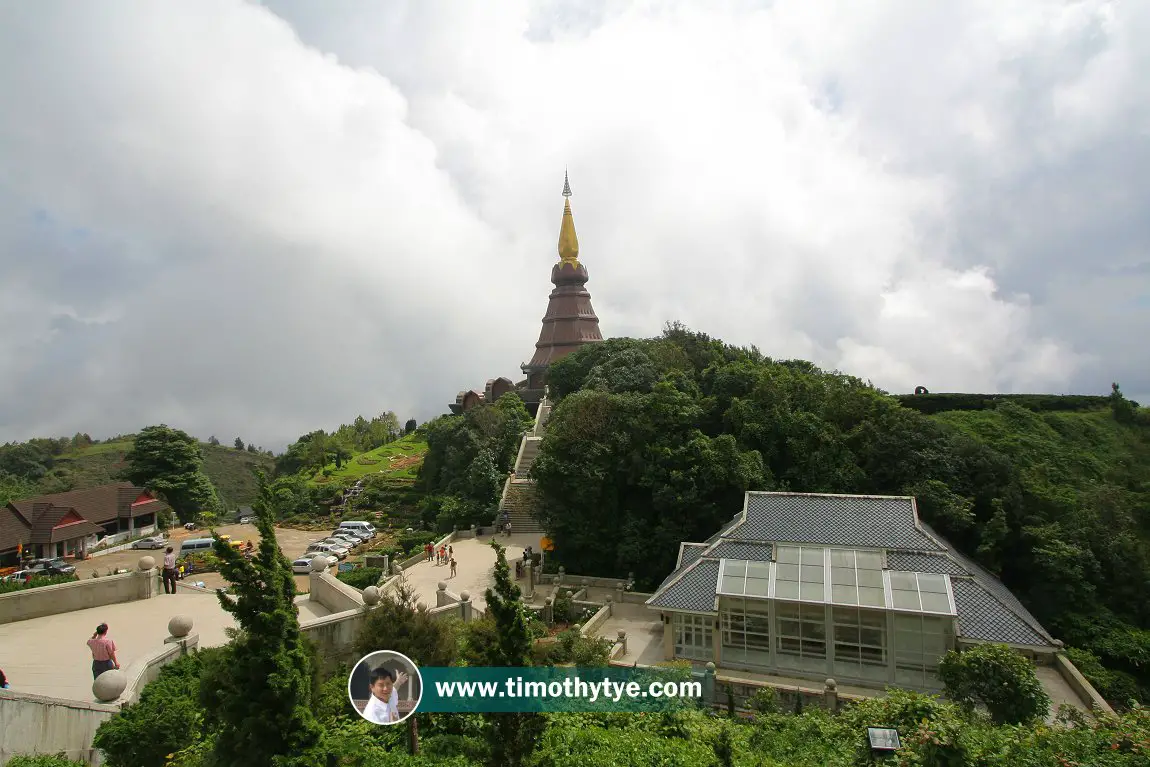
[87,623,120,679]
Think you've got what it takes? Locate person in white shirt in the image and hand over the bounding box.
[362,666,409,725]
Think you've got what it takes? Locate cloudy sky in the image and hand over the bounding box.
[0,0,1145,450]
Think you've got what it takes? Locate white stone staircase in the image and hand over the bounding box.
[496,397,553,534]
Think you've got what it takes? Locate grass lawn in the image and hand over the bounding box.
[308,433,427,485]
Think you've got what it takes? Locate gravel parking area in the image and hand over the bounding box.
[72,523,369,594]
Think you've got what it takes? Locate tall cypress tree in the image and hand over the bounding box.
[200,472,325,766]
[483,540,546,767]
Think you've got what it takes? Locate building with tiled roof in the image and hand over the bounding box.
[0,482,168,565]
[646,491,1060,692]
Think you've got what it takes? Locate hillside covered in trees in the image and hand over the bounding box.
[511,323,1150,707]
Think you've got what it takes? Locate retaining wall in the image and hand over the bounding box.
[0,568,158,625]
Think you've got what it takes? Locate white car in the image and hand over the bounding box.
[306,542,348,560]
[335,528,372,542]
[291,558,316,574]
[301,551,338,568]
[328,533,362,547]
[321,537,357,552]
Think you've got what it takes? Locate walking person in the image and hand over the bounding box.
[0,668,9,689]
[449,558,457,578]
[162,547,178,594]
[87,623,119,679]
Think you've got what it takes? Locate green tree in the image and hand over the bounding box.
[1110,382,1136,424]
[200,472,325,766]
[353,573,460,667]
[405,418,417,435]
[482,540,545,767]
[938,643,1051,725]
[123,425,220,524]
[208,435,221,446]
[234,437,245,450]
[0,470,36,507]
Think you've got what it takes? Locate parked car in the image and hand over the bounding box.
[238,516,254,525]
[338,521,376,537]
[291,558,317,575]
[301,551,338,568]
[27,558,76,576]
[320,538,357,551]
[131,535,167,549]
[306,542,348,560]
[0,569,33,584]
[328,533,362,547]
[334,528,371,542]
[183,522,197,531]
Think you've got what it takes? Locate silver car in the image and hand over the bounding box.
[301,551,338,568]
[131,535,167,549]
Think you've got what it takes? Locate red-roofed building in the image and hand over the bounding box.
[0,482,169,565]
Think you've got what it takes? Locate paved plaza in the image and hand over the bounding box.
[0,592,237,702]
[402,532,539,611]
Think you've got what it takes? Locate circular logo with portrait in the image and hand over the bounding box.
[348,650,423,725]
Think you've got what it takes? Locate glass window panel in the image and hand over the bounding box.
[776,547,800,564]
[855,551,883,570]
[832,584,858,605]
[889,572,917,591]
[857,569,884,588]
[746,602,771,617]
[776,563,799,582]
[776,602,800,620]
[746,615,770,634]
[744,577,770,597]
[801,548,825,565]
[859,610,886,628]
[835,643,861,661]
[777,636,801,654]
[801,603,826,621]
[721,575,744,594]
[858,586,886,607]
[922,634,947,655]
[774,580,799,600]
[831,567,857,585]
[830,549,854,567]
[803,620,826,641]
[833,607,859,624]
[860,645,886,664]
[918,574,948,593]
[746,562,771,579]
[921,616,946,633]
[778,620,801,637]
[860,628,884,648]
[894,615,922,632]
[800,639,826,656]
[919,591,952,614]
[801,565,825,583]
[892,590,921,611]
[800,581,825,601]
[834,624,860,643]
[724,560,747,577]
[746,633,771,651]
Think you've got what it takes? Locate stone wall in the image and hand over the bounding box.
[300,609,365,668]
[0,567,158,625]
[309,571,365,614]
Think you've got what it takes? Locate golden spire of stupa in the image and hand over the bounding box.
[558,169,579,265]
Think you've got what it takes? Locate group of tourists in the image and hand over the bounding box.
[424,542,457,577]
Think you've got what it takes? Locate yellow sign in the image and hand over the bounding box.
[540,537,554,552]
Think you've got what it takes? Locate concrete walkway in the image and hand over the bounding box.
[403,532,541,611]
[0,593,237,702]
[596,602,665,666]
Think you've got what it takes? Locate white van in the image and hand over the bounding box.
[180,538,215,553]
[338,521,376,537]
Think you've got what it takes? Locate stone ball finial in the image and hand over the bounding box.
[310,557,327,573]
[825,678,837,691]
[167,615,193,638]
[137,556,155,571]
[362,586,381,606]
[616,582,625,590]
[618,630,627,641]
[705,662,716,671]
[437,581,447,591]
[605,595,613,603]
[581,578,590,587]
[460,590,471,601]
[93,669,128,702]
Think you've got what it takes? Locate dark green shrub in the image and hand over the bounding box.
[939,643,1051,724]
[0,573,79,593]
[336,567,383,590]
[7,756,89,767]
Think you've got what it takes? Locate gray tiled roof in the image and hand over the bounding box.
[951,579,1049,646]
[678,543,708,568]
[705,541,774,562]
[734,493,944,551]
[887,552,967,576]
[647,559,719,613]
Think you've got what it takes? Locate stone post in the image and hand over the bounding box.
[703,662,716,708]
[543,597,554,625]
[164,615,199,656]
[557,566,565,588]
[459,591,473,621]
[604,594,613,617]
[436,581,450,607]
[309,556,328,600]
[823,679,838,712]
[136,556,158,599]
[617,629,627,656]
[525,563,535,600]
[614,581,625,603]
[563,590,574,622]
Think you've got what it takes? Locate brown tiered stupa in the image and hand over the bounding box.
[518,172,603,407]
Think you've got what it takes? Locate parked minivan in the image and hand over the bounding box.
[338,521,376,537]
[180,538,215,553]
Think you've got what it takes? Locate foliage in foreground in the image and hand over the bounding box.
[939,642,1051,725]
